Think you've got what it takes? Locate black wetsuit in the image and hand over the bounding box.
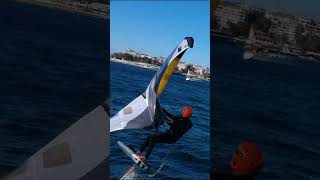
[140,109,193,159]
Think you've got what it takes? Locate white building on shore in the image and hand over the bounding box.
[265,12,299,45]
[177,62,188,71]
[124,48,154,59]
[299,18,320,37]
[215,1,249,31]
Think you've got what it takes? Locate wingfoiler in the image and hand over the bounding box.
[110,37,194,132]
[115,37,194,179]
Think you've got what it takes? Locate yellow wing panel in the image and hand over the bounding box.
[156,58,180,96]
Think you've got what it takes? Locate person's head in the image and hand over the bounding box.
[230,142,263,176]
[181,105,192,118]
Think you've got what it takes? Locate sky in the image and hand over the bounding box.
[110,1,210,67]
[230,0,320,20]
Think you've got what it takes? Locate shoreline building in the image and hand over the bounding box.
[247,26,275,47]
[299,18,320,37]
[215,1,249,31]
[124,48,154,59]
[265,12,299,46]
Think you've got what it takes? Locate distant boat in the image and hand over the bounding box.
[243,50,255,60]
[186,75,200,81]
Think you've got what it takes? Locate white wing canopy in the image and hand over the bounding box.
[110,37,194,132]
[110,85,157,132]
[4,106,109,180]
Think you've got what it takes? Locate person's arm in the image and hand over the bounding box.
[181,119,193,133]
[162,109,176,125]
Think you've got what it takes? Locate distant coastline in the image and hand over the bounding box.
[110,58,210,81]
[212,1,320,62]
[111,58,159,71]
[15,0,109,20]
[111,48,210,81]
[214,32,320,62]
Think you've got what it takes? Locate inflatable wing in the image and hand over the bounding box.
[3,104,109,180]
[110,37,194,132]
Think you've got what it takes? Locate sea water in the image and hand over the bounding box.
[213,37,320,179]
[110,62,210,179]
[0,1,107,177]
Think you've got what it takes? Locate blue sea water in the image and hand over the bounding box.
[0,1,107,177]
[110,62,210,179]
[213,37,320,179]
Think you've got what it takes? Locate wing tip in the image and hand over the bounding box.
[184,37,194,48]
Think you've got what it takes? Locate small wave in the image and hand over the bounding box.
[272,137,320,156]
[170,151,210,165]
[0,120,51,139]
[287,163,320,179]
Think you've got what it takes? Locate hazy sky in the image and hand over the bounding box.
[230,0,320,20]
[111,1,210,67]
